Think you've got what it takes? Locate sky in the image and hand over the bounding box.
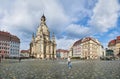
[0,0,120,50]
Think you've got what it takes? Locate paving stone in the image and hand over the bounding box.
[0,59,120,79]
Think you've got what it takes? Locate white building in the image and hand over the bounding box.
[56,49,69,59]
[10,41,20,57]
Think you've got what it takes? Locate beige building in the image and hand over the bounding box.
[70,37,104,59]
[30,15,56,59]
[56,49,69,59]
[20,50,30,58]
[108,36,120,57]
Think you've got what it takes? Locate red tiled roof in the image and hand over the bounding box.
[56,49,69,53]
[108,36,120,47]
[117,36,120,40]
[116,36,120,43]
[108,39,116,45]
[21,50,29,53]
[73,37,100,46]
[73,39,82,46]
[0,31,20,43]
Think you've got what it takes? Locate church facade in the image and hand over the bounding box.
[30,15,56,59]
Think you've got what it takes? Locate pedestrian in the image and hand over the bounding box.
[0,55,1,63]
[67,56,72,69]
[19,57,21,63]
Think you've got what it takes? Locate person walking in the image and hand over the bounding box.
[19,57,21,63]
[0,55,1,63]
[67,56,72,69]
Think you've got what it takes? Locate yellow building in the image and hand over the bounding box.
[81,37,103,59]
[71,37,103,59]
[30,15,56,59]
[108,36,120,57]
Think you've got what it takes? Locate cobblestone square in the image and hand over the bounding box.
[0,59,120,79]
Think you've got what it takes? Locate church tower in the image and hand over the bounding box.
[30,15,56,59]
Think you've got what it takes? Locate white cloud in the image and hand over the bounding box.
[0,0,69,50]
[65,24,91,38]
[103,31,120,48]
[0,0,69,33]
[26,0,70,33]
[0,0,34,32]
[56,36,78,50]
[108,31,120,41]
[89,0,120,32]
[0,0,120,50]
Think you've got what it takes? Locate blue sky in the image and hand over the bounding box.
[0,0,120,50]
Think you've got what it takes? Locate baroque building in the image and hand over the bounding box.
[108,36,120,57]
[30,15,56,59]
[70,37,104,59]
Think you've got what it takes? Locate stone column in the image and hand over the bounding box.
[50,43,53,59]
[46,42,50,59]
[54,44,57,58]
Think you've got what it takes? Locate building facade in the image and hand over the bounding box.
[71,37,103,59]
[56,49,69,59]
[72,39,82,57]
[108,36,120,57]
[0,31,20,58]
[30,15,56,59]
[21,50,30,58]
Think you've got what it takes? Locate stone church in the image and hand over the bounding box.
[30,15,56,59]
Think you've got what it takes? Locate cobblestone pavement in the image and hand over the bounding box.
[0,59,120,79]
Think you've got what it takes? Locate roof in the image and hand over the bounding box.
[21,50,29,53]
[0,31,20,43]
[73,37,100,46]
[117,36,120,40]
[108,39,116,46]
[108,36,120,47]
[56,49,69,53]
[73,39,82,46]
[41,14,46,21]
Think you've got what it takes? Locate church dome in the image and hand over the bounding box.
[41,14,46,21]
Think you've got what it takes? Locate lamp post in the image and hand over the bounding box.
[0,53,1,63]
[53,43,54,60]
